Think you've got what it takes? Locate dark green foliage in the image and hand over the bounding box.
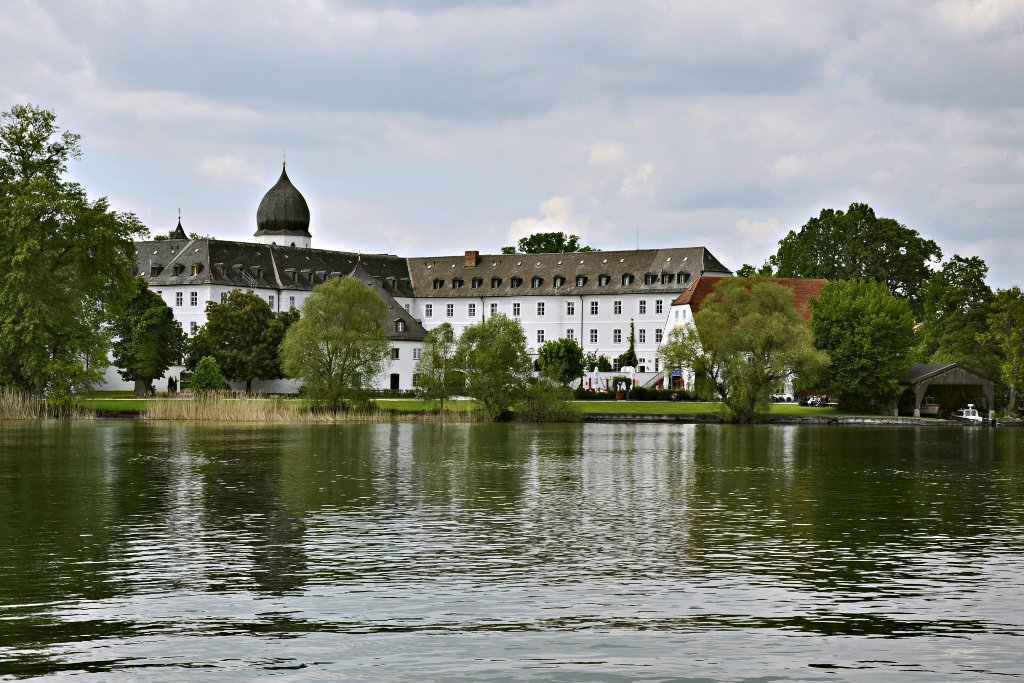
[111,277,186,396]
[414,322,463,411]
[0,104,145,399]
[187,290,296,393]
[537,337,586,385]
[978,287,1024,417]
[501,231,596,254]
[191,356,228,393]
[810,279,916,410]
[516,377,579,422]
[616,321,639,369]
[455,314,533,420]
[769,203,941,314]
[584,351,612,372]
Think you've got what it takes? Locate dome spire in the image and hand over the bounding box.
[170,209,187,240]
[254,161,311,248]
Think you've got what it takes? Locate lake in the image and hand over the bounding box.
[1,421,1022,681]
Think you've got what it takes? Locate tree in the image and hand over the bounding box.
[187,289,295,393]
[916,255,997,376]
[810,279,916,411]
[537,337,585,385]
[501,231,596,254]
[0,104,145,399]
[191,356,228,393]
[736,263,774,277]
[414,322,463,412]
[769,203,941,314]
[660,277,826,422]
[977,287,1024,417]
[616,320,639,369]
[280,276,391,411]
[111,277,186,396]
[455,314,532,420]
[584,351,612,372]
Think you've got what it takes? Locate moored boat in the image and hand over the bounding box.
[950,404,986,425]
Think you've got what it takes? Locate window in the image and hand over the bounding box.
[289,296,295,310]
[392,348,400,360]
[677,272,687,284]
[613,329,622,344]
[554,276,565,288]
[172,264,185,276]
[614,300,622,315]
[490,302,498,316]
[589,329,598,344]
[191,264,203,276]
[644,273,656,285]
[655,329,663,343]
[472,277,483,289]
[452,278,464,289]
[269,295,275,308]
[590,301,598,315]
[425,304,433,318]
[567,301,575,316]
[151,265,163,277]
[661,273,672,284]
[220,292,228,303]
[396,320,406,332]
[175,292,183,306]
[433,278,444,290]
[413,348,421,360]
[404,303,411,312]
[190,321,198,336]
[190,291,198,307]
[446,303,454,318]
[537,329,545,343]
[674,310,679,320]
[567,328,575,340]
[622,273,634,286]
[512,303,521,317]
[638,329,646,344]
[656,299,664,314]
[537,302,545,316]
[598,274,610,287]
[613,358,621,371]
[639,300,647,314]
[491,277,502,288]
[468,303,476,317]
[576,275,587,287]
[531,276,543,288]
[510,277,523,289]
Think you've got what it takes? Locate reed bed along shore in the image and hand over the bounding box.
[143,394,484,423]
[0,389,93,420]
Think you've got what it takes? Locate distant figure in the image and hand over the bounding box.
[168,376,177,393]
[671,392,679,402]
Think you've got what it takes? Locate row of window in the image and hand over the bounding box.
[431,272,688,290]
[531,327,664,345]
[422,299,665,318]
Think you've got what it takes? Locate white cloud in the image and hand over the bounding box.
[198,155,264,185]
[507,195,588,244]
[588,142,626,166]
[620,162,655,199]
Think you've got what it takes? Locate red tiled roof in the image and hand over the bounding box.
[672,276,828,320]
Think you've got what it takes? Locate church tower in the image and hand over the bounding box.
[254,162,311,248]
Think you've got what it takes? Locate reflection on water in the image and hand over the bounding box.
[1,421,1022,680]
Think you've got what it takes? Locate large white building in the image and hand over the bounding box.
[101,164,733,393]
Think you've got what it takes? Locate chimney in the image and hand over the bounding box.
[464,250,479,267]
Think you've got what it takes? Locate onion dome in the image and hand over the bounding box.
[255,163,311,238]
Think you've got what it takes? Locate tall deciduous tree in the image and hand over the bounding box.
[0,104,145,399]
[414,322,463,412]
[280,277,390,411]
[659,277,825,422]
[501,231,596,254]
[111,277,186,396]
[187,290,296,393]
[537,337,585,385]
[455,313,532,420]
[769,203,940,314]
[810,279,916,411]
[978,287,1024,417]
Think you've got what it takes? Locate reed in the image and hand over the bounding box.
[143,393,484,423]
[0,389,93,420]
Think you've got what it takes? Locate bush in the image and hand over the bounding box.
[191,356,228,394]
[516,378,580,422]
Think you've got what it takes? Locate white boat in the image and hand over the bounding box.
[950,404,985,425]
[919,396,940,418]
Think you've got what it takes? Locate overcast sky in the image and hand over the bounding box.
[4,0,1023,287]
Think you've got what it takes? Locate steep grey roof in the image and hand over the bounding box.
[170,219,187,240]
[406,247,732,298]
[255,165,311,238]
[137,239,414,297]
[348,262,428,342]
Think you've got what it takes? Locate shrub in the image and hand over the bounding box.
[191,356,228,394]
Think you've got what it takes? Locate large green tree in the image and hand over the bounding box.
[0,104,145,399]
[659,277,825,422]
[187,289,297,393]
[280,277,391,411]
[111,277,186,396]
[978,287,1024,417]
[455,313,532,420]
[916,255,997,376]
[414,322,463,412]
[537,337,585,385]
[769,203,940,314]
[501,231,596,254]
[810,279,916,411]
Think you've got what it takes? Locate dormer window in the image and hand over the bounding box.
[150,264,164,276]
[676,271,687,284]
[510,277,523,288]
[576,275,587,287]
[491,277,502,288]
[452,278,464,289]
[531,276,543,288]
[191,263,204,276]
[250,265,260,278]
[396,320,406,333]
[172,264,185,276]
[644,273,657,285]
[433,278,444,290]
[661,272,672,284]
[471,277,483,288]
[622,273,634,286]
[598,274,611,287]
[553,276,565,289]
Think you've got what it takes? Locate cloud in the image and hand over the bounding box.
[620,162,655,199]
[506,195,589,245]
[588,142,626,166]
[198,155,265,185]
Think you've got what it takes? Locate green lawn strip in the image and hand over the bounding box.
[372,398,481,413]
[77,398,150,413]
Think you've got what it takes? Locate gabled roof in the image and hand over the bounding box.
[348,262,428,342]
[899,363,993,386]
[674,275,828,320]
